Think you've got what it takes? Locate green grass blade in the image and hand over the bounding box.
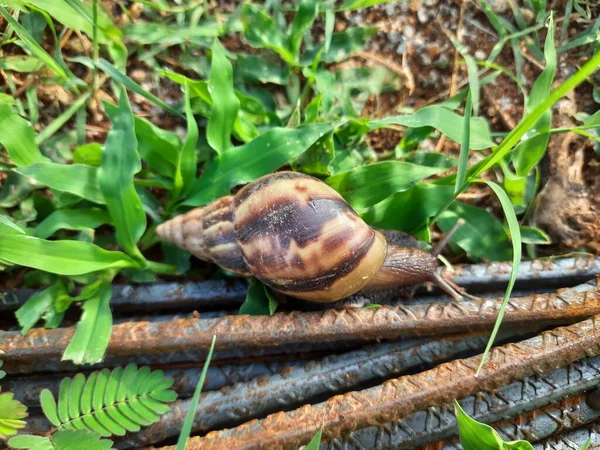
[0,6,69,80]
[476,180,522,373]
[36,92,92,145]
[206,39,239,155]
[0,103,48,167]
[100,88,147,262]
[63,282,113,365]
[34,208,112,239]
[184,123,333,206]
[288,0,320,60]
[240,3,293,64]
[455,89,472,194]
[305,429,323,450]
[179,85,199,199]
[15,281,64,334]
[176,335,217,450]
[0,235,137,275]
[17,163,105,204]
[369,105,493,150]
[96,59,182,117]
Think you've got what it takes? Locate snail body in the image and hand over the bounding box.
[157,171,462,303]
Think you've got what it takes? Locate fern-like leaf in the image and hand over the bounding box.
[39,364,176,437]
[0,392,28,439]
[9,429,113,450]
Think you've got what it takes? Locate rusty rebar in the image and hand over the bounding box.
[154,311,600,450]
[114,331,539,449]
[332,353,600,449]
[533,417,600,449]
[2,279,600,375]
[2,257,598,313]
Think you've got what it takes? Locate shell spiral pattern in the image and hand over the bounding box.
[157,171,387,302]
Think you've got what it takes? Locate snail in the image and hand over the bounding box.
[156,171,463,304]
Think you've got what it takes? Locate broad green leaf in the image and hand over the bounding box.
[0,55,43,72]
[16,281,65,335]
[304,94,322,123]
[401,151,457,169]
[0,392,28,440]
[292,132,334,176]
[239,280,274,316]
[134,116,180,179]
[437,201,512,261]
[305,429,323,450]
[63,282,112,365]
[34,208,112,239]
[0,235,137,275]
[360,183,454,232]
[122,21,220,45]
[512,15,556,175]
[0,214,26,234]
[8,435,53,450]
[0,173,34,208]
[240,3,293,63]
[184,123,333,206]
[207,40,239,155]
[29,0,120,43]
[370,105,494,150]
[519,226,551,244]
[176,335,216,450]
[288,0,320,59]
[0,7,69,80]
[327,161,447,208]
[455,401,534,450]
[234,54,289,85]
[0,103,48,167]
[51,429,113,450]
[73,143,103,167]
[17,163,104,204]
[101,89,146,261]
[395,126,434,156]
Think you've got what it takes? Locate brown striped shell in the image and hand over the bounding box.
[156,171,387,302]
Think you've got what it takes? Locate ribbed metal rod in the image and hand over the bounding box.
[155,311,600,450]
[2,257,598,313]
[115,331,534,449]
[327,353,600,449]
[2,279,599,375]
[533,417,600,449]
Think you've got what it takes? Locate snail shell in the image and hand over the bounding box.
[157,171,387,302]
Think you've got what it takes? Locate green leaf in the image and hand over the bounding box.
[0,6,69,81]
[240,3,293,63]
[16,281,65,335]
[122,22,220,45]
[100,89,147,261]
[360,183,454,232]
[370,105,493,150]
[34,208,112,239]
[41,388,60,426]
[305,429,323,450]
[0,392,28,440]
[73,143,103,167]
[0,55,43,72]
[8,435,53,450]
[336,0,397,11]
[239,280,275,316]
[519,226,551,244]
[51,429,113,450]
[183,123,333,206]
[0,234,137,275]
[455,401,534,450]
[326,161,448,208]
[133,116,180,179]
[437,201,512,262]
[171,85,199,202]
[512,14,556,175]
[207,39,239,155]
[0,214,26,234]
[176,336,216,450]
[17,163,104,204]
[579,438,592,450]
[455,89,472,194]
[292,132,334,176]
[62,281,112,365]
[475,180,522,373]
[401,151,457,169]
[302,27,377,65]
[234,54,289,85]
[0,103,48,167]
[288,0,320,60]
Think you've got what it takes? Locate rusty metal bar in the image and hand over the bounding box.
[114,331,538,449]
[154,311,600,450]
[4,358,301,407]
[2,257,598,313]
[533,417,600,449]
[2,279,600,375]
[324,354,600,449]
